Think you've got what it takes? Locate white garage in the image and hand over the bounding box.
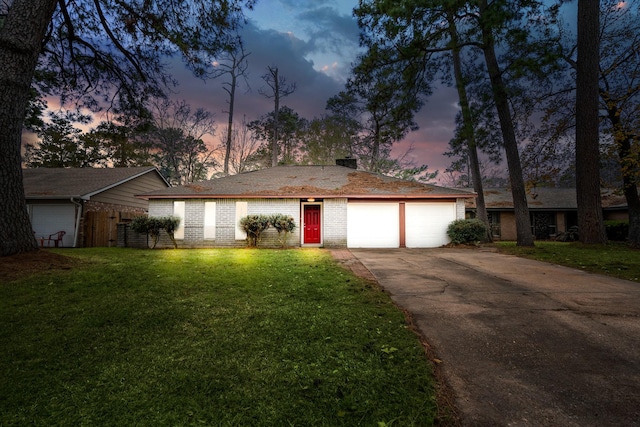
[29,204,77,247]
[347,202,400,248]
[405,202,457,248]
[346,201,457,248]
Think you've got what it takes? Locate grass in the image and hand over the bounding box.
[0,248,438,426]
[495,241,640,282]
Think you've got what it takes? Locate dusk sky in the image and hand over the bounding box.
[169,0,461,176]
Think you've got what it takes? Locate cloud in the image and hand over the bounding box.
[163,2,458,174]
[169,20,344,132]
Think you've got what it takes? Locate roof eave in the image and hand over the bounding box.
[139,193,476,200]
[26,195,89,201]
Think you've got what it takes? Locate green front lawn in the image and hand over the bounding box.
[1,248,438,426]
[495,241,640,282]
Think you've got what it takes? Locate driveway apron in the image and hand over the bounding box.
[348,248,640,426]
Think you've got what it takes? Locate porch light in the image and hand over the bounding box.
[307,198,315,202]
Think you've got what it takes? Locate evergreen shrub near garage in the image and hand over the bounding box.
[447,218,488,244]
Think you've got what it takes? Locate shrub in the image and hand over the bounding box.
[446,219,487,245]
[131,215,181,248]
[555,225,579,242]
[240,215,271,247]
[605,220,628,241]
[271,214,297,248]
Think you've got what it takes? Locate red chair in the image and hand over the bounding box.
[40,231,66,248]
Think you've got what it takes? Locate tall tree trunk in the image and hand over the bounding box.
[604,99,640,246]
[447,10,491,242]
[0,0,58,256]
[272,69,280,168]
[616,131,640,246]
[479,3,533,246]
[223,69,237,175]
[622,168,640,247]
[576,0,607,244]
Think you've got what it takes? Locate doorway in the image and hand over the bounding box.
[303,204,322,244]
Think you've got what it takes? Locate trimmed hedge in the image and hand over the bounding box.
[131,216,181,248]
[239,214,297,248]
[446,219,487,245]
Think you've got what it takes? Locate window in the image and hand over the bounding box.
[531,212,556,239]
[173,201,185,240]
[235,201,248,240]
[489,211,501,237]
[204,202,216,239]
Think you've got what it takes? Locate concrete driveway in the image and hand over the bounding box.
[346,248,640,426]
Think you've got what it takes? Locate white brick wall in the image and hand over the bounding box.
[247,199,301,247]
[149,200,173,217]
[456,199,466,219]
[148,198,306,248]
[322,198,348,247]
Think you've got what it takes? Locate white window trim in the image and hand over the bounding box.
[173,201,186,240]
[204,202,216,239]
[235,201,248,240]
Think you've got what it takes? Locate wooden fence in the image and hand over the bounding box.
[84,210,143,247]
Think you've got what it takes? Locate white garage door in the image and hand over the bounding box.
[405,202,456,248]
[347,203,399,248]
[30,204,76,247]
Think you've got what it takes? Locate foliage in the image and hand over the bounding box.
[447,219,488,245]
[131,216,181,248]
[0,248,437,425]
[0,0,253,255]
[239,214,271,247]
[353,0,561,246]
[258,66,297,167]
[36,0,254,112]
[23,111,104,168]
[214,35,251,175]
[214,116,262,175]
[605,221,629,242]
[299,115,356,165]
[146,98,216,185]
[248,106,305,167]
[86,118,155,167]
[270,214,297,248]
[555,225,579,242]
[239,214,298,248]
[495,241,640,282]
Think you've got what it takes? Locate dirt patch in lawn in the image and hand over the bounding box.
[0,250,81,283]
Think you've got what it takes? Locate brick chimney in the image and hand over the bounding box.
[336,157,357,169]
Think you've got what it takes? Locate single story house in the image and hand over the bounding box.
[24,167,170,247]
[466,187,629,240]
[137,162,475,248]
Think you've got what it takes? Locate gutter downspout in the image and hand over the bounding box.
[70,197,83,248]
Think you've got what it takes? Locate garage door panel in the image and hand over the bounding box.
[405,203,456,248]
[31,204,76,247]
[347,203,399,248]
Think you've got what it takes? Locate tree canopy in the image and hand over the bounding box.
[0,0,253,255]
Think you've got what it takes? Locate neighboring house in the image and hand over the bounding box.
[24,167,170,247]
[466,188,629,240]
[138,162,475,249]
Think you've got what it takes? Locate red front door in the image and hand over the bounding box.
[303,205,321,244]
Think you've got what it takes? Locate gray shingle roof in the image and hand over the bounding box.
[466,187,627,210]
[23,167,166,199]
[139,165,475,199]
